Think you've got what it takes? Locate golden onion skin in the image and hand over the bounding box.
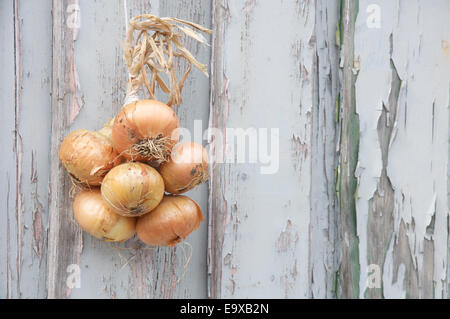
[59,129,121,186]
[158,142,209,194]
[101,162,165,217]
[136,195,203,246]
[73,189,136,242]
[112,99,180,162]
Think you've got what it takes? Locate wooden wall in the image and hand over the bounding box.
[0,0,449,299]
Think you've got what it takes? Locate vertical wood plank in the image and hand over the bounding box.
[339,0,450,298]
[385,0,449,298]
[48,0,211,298]
[208,0,338,298]
[155,0,212,298]
[0,0,17,298]
[47,0,84,298]
[1,0,447,299]
[0,0,52,298]
[337,0,360,299]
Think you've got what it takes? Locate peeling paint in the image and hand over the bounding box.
[276,220,294,253]
[2,0,449,300]
[67,0,83,125]
[355,0,450,298]
[338,0,360,299]
[209,0,316,298]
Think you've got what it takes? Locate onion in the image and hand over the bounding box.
[73,189,136,242]
[158,142,209,194]
[101,162,165,217]
[112,99,180,162]
[136,195,203,246]
[59,122,122,186]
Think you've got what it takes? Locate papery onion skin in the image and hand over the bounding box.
[158,142,209,194]
[101,162,165,217]
[112,99,180,162]
[73,189,136,242]
[59,128,122,186]
[136,195,203,246]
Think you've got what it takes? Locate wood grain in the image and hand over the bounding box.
[0,0,52,299]
[353,0,450,298]
[337,0,360,299]
[1,0,449,299]
[207,0,339,298]
[47,0,84,299]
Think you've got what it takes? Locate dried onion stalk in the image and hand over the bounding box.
[123,13,211,106]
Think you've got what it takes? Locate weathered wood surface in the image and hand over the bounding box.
[0,0,52,298]
[208,0,340,298]
[46,0,211,298]
[337,0,360,299]
[1,0,449,299]
[350,0,450,299]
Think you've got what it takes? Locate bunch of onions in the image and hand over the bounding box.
[59,120,121,186]
[136,195,203,246]
[158,142,209,194]
[112,99,180,163]
[58,13,211,247]
[73,189,136,242]
[101,162,165,217]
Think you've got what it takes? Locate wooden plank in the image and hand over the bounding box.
[383,0,450,298]
[311,0,341,298]
[2,0,448,299]
[339,0,450,298]
[0,0,52,298]
[337,0,360,299]
[157,0,212,298]
[47,0,211,298]
[15,0,53,299]
[208,0,339,298]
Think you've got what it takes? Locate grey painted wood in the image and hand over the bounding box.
[0,0,52,299]
[311,0,341,299]
[1,0,449,299]
[352,0,450,298]
[0,0,17,299]
[208,0,339,298]
[47,0,84,299]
